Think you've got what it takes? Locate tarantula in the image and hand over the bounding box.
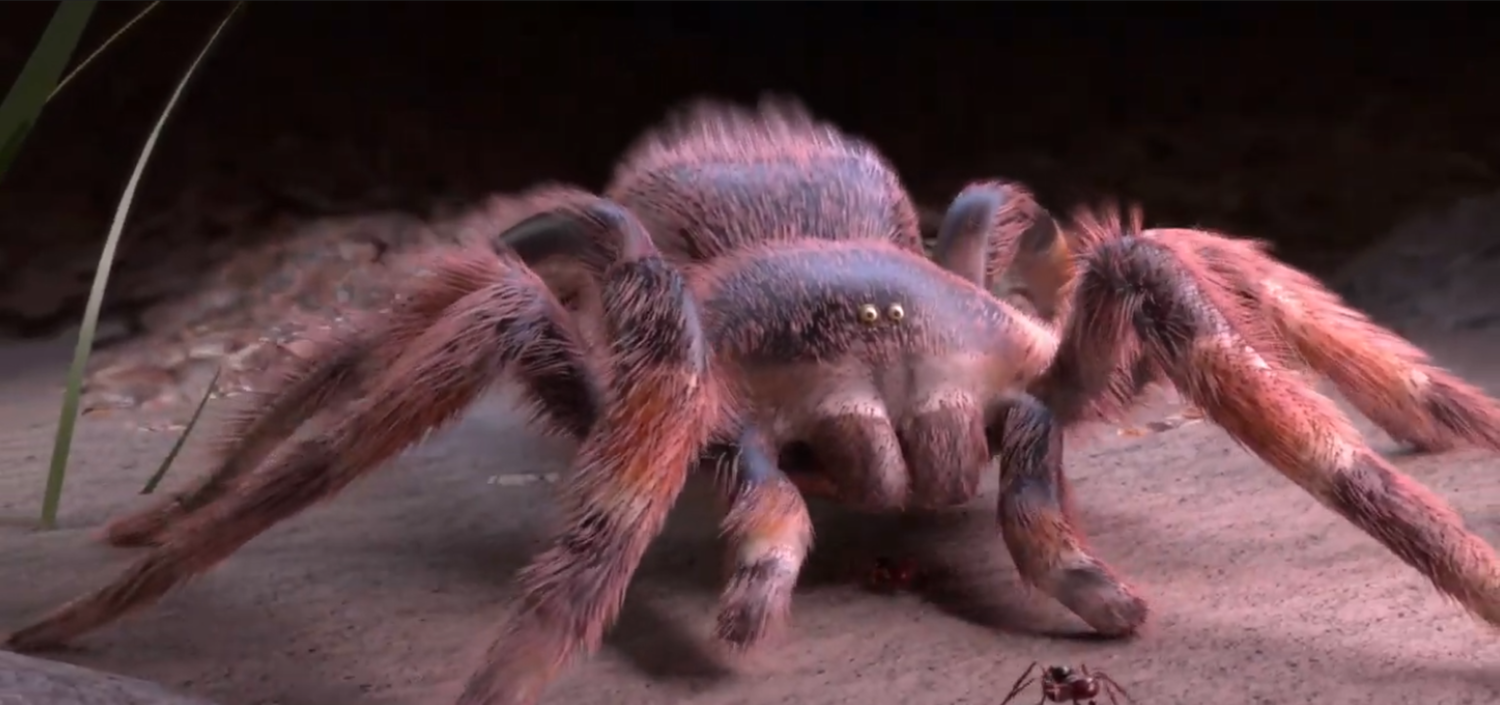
[10,98,1500,705]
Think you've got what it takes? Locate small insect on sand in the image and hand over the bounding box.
[999,662,1136,705]
[860,556,929,594]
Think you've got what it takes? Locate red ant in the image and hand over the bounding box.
[999,662,1136,705]
[861,556,928,593]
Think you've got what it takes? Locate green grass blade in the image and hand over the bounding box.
[49,0,163,104]
[0,121,37,179]
[0,0,97,181]
[40,1,246,529]
[141,366,220,495]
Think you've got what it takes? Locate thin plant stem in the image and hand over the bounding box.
[40,1,246,529]
[48,0,164,104]
[141,366,221,495]
[0,1,97,181]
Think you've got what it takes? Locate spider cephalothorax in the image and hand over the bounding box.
[11,98,1500,705]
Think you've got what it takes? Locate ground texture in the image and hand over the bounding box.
[4,325,1500,705]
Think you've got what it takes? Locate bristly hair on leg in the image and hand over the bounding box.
[1165,229,1500,454]
[1069,204,1300,369]
[1066,201,1500,454]
[703,419,814,652]
[930,179,1073,323]
[454,200,733,705]
[1037,202,1336,429]
[1033,203,1160,427]
[9,239,604,654]
[1064,227,1500,630]
[101,244,518,549]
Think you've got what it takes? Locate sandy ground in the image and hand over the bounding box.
[3,328,1500,705]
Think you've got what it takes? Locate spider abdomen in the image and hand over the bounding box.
[608,98,923,263]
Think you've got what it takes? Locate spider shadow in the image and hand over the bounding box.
[610,611,733,681]
[825,503,1112,642]
[371,454,738,687]
[379,398,1188,688]
[642,479,1100,643]
[1381,443,1430,461]
[364,538,726,692]
[0,573,344,705]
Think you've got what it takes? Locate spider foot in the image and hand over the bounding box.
[993,395,1149,638]
[98,498,182,548]
[717,477,812,650]
[1045,561,1149,638]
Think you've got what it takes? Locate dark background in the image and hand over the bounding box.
[2,2,1498,336]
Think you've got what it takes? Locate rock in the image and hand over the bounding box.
[1334,191,1500,334]
[0,651,220,705]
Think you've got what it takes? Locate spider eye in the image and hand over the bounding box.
[886,303,905,321]
[857,303,881,324]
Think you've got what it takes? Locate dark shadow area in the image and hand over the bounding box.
[2,2,1499,339]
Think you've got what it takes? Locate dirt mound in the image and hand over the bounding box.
[68,197,526,413]
[1335,191,1500,334]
